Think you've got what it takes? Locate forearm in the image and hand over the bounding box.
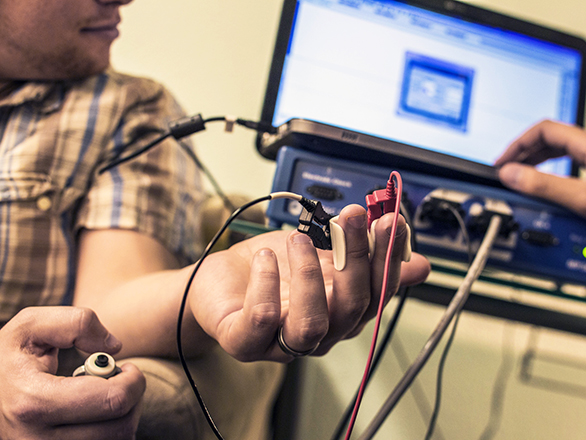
[74,265,215,359]
[73,229,217,359]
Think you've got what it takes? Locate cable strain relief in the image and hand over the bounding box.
[386,178,397,198]
[169,114,206,139]
[298,197,318,211]
[236,119,277,134]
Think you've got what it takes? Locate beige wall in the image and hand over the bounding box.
[112,1,282,198]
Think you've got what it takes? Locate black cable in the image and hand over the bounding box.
[99,131,172,174]
[98,114,213,174]
[477,320,516,440]
[423,310,461,440]
[391,335,446,440]
[424,205,473,440]
[98,114,276,174]
[98,113,278,213]
[176,195,273,440]
[329,286,411,440]
[443,202,473,267]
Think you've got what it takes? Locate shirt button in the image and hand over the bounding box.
[36,196,52,211]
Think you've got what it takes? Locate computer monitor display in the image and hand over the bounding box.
[259,0,586,177]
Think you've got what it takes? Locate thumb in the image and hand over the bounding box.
[499,163,586,217]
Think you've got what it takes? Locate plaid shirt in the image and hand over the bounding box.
[0,70,204,323]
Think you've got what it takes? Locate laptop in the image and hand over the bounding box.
[257,0,586,186]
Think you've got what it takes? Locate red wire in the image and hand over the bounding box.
[344,171,403,440]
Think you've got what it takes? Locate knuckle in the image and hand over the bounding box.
[344,322,366,340]
[295,262,323,280]
[297,317,329,343]
[253,266,278,281]
[343,297,370,323]
[345,246,369,261]
[74,307,99,332]
[248,303,280,330]
[251,266,279,289]
[104,386,133,418]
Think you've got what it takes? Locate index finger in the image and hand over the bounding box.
[495,120,586,167]
[5,307,122,356]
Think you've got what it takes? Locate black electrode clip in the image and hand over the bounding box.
[297,198,334,250]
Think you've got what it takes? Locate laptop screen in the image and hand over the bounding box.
[261,0,586,176]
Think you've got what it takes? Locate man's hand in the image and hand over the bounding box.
[0,307,146,440]
[190,204,431,362]
[495,119,586,218]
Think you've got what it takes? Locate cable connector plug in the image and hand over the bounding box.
[297,198,334,250]
[169,114,207,140]
[236,118,277,134]
[468,198,519,239]
[365,178,397,230]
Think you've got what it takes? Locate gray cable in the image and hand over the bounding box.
[357,215,503,440]
[424,203,473,440]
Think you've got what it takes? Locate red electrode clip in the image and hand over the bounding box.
[365,177,397,230]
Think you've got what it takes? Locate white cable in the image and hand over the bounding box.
[357,214,503,440]
[269,191,303,201]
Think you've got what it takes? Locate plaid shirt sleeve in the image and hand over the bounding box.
[74,72,205,266]
[0,71,205,322]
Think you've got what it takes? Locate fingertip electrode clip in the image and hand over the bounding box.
[368,220,412,263]
[329,215,346,271]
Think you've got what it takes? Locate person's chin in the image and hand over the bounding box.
[58,56,111,80]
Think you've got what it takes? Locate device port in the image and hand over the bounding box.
[306,185,344,201]
[468,212,519,239]
[419,198,465,228]
[521,230,560,247]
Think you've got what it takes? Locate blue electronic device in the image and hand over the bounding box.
[267,147,586,286]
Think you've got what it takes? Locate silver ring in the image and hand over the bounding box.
[277,325,319,357]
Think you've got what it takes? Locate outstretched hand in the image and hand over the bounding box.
[190,204,431,363]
